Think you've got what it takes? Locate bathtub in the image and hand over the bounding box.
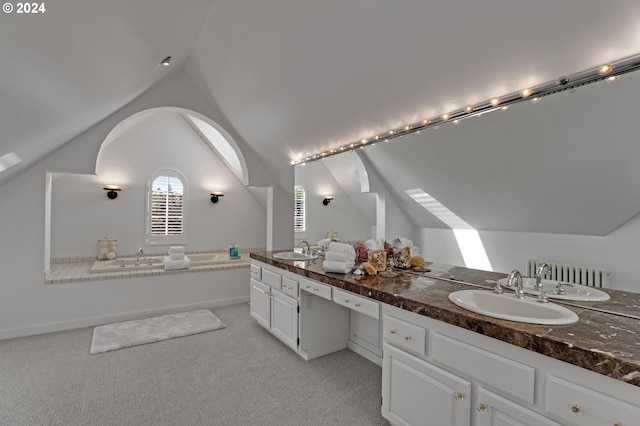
[89,252,243,274]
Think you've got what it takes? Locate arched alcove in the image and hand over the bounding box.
[46,108,266,262]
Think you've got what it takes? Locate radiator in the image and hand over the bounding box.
[526,260,610,288]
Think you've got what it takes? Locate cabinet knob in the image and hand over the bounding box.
[313,287,318,292]
[389,329,397,334]
[345,299,350,303]
[613,423,622,426]
[355,303,361,307]
[404,336,413,341]
[455,392,465,401]
[477,403,487,413]
[571,405,580,414]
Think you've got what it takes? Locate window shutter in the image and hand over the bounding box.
[151,176,184,236]
[294,185,305,232]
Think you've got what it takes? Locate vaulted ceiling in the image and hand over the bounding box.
[3,1,640,234]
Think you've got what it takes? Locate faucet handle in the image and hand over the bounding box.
[537,289,549,303]
[553,282,567,295]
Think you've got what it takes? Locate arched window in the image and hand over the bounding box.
[146,169,188,245]
[294,185,306,233]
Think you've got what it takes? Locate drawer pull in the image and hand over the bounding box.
[614,423,622,426]
[477,403,487,413]
[355,303,361,307]
[344,299,350,303]
[404,336,412,340]
[389,329,397,334]
[571,405,580,414]
[455,392,465,400]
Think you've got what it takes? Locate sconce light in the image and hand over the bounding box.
[210,192,224,203]
[103,185,123,200]
[323,196,334,206]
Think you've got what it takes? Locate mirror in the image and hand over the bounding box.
[294,65,640,304]
[294,152,376,245]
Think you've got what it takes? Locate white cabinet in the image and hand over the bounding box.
[250,267,298,350]
[381,303,640,426]
[270,288,298,350]
[476,388,561,426]
[382,343,471,426]
[545,375,638,426]
[333,287,383,365]
[250,260,350,361]
[250,278,270,329]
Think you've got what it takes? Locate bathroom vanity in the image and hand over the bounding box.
[249,251,640,426]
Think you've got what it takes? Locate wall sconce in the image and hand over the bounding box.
[103,185,123,200]
[323,196,334,206]
[210,192,224,203]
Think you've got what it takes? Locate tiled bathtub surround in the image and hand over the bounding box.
[46,247,262,284]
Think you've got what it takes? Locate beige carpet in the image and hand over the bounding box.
[90,309,225,354]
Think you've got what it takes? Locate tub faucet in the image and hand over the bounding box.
[136,248,144,266]
[507,270,525,300]
[297,240,310,254]
[535,263,550,290]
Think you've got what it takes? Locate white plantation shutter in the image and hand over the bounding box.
[294,185,305,232]
[151,176,184,235]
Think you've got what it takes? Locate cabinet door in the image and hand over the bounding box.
[250,278,270,329]
[270,289,298,350]
[476,388,561,426]
[382,343,470,426]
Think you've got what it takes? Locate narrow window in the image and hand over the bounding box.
[294,185,306,233]
[146,170,188,245]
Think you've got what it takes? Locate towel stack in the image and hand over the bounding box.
[322,242,356,274]
[163,246,191,271]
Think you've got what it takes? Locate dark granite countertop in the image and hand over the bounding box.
[250,251,640,388]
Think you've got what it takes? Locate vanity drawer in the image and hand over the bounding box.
[383,315,426,356]
[333,288,380,319]
[261,268,281,289]
[281,276,299,298]
[431,332,535,405]
[300,277,332,300]
[250,264,261,280]
[545,375,640,426]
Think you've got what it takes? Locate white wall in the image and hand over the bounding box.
[51,111,266,257]
[0,69,291,340]
[414,213,640,291]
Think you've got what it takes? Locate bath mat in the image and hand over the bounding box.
[90,309,225,354]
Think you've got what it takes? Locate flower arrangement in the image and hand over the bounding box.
[383,241,394,259]
[349,240,369,263]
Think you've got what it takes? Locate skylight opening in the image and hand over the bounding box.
[406,188,492,271]
[187,115,243,180]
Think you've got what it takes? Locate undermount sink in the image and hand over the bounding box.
[448,289,579,325]
[273,251,318,260]
[496,278,610,302]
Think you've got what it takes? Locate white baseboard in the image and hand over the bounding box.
[348,340,382,366]
[0,296,249,341]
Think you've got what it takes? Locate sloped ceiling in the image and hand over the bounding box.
[4,1,640,235]
[0,0,215,184]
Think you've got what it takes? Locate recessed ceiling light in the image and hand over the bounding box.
[161,56,172,66]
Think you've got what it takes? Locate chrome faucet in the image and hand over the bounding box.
[297,240,310,254]
[507,270,525,299]
[535,263,551,290]
[135,248,144,266]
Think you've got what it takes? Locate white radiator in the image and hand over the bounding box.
[526,260,610,288]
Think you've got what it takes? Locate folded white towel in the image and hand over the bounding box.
[322,260,354,274]
[328,242,356,261]
[168,246,185,255]
[325,251,349,262]
[169,252,185,261]
[163,256,191,271]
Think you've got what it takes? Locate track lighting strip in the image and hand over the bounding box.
[291,53,640,166]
